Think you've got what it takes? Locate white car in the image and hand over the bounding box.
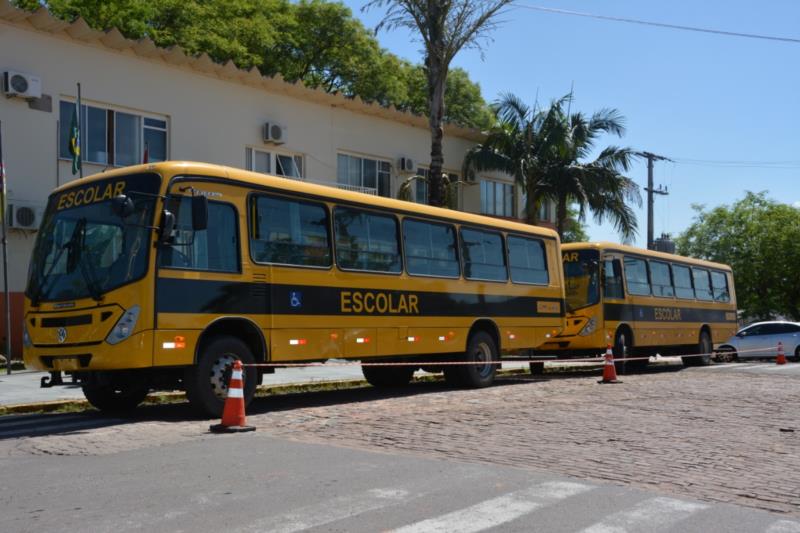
[716,321,800,361]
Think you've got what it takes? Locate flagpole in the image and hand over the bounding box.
[77,82,83,179]
[0,120,11,375]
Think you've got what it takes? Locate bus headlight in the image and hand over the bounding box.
[22,322,32,348]
[106,305,141,345]
[579,317,597,336]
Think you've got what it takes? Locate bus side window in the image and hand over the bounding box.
[672,264,694,299]
[650,260,675,297]
[692,268,713,301]
[710,270,730,302]
[624,256,651,296]
[603,260,624,299]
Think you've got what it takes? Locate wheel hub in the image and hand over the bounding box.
[209,354,237,400]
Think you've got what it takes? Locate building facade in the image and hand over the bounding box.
[0,1,555,357]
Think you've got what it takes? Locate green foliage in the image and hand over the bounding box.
[561,206,589,243]
[676,192,800,321]
[13,0,491,128]
[463,92,640,239]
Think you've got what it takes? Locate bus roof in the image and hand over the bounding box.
[55,161,560,240]
[562,241,731,271]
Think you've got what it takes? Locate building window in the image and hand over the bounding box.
[59,101,167,166]
[414,167,430,204]
[246,147,303,179]
[480,179,514,217]
[337,154,391,197]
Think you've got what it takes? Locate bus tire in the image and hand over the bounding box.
[444,331,497,388]
[185,336,257,418]
[82,372,149,412]
[684,330,712,366]
[362,364,415,388]
[613,329,632,374]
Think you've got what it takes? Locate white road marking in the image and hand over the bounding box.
[392,481,593,533]
[579,496,707,533]
[235,487,411,533]
[767,520,800,533]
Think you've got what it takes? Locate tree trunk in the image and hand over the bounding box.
[556,196,568,240]
[525,179,537,225]
[426,2,447,208]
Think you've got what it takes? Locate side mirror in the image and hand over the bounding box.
[159,210,176,243]
[191,195,208,231]
[111,195,135,218]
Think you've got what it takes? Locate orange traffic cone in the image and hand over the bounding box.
[598,344,622,384]
[210,360,256,433]
[776,342,787,365]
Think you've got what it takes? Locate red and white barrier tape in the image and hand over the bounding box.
[240,346,774,368]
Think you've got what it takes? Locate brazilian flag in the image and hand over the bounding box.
[68,105,81,175]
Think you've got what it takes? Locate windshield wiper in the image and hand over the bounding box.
[73,219,103,302]
[30,218,86,306]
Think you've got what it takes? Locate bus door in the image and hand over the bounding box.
[154,181,247,367]
[601,254,626,340]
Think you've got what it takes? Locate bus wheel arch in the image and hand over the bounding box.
[194,317,267,365]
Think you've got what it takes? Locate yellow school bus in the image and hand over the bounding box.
[538,242,737,370]
[23,162,565,415]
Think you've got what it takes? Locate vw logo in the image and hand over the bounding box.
[56,327,67,344]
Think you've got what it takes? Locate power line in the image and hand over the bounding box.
[671,158,800,169]
[516,4,800,45]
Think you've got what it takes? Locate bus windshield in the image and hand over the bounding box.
[563,249,600,311]
[26,173,161,303]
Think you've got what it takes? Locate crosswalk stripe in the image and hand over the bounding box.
[767,520,800,533]
[579,496,707,533]
[235,487,412,533]
[392,481,593,533]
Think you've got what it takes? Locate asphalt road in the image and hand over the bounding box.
[0,411,798,533]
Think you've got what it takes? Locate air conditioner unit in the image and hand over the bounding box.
[7,202,44,231]
[263,122,287,144]
[398,156,415,173]
[3,71,42,99]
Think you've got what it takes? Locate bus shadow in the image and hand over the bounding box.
[0,362,694,436]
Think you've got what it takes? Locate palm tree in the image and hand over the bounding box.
[464,93,641,241]
[365,0,512,207]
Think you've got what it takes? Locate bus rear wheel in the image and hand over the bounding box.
[362,364,415,387]
[444,331,497,388]
[82,372,149,412]
[185,336,257,418]
[683,330,712,366]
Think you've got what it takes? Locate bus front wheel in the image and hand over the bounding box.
[444,331,497,388]
[82,372,149,412]
[185,336,258,417]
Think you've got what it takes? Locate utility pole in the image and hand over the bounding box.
[636,151,671,250]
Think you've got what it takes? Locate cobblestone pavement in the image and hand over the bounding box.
[4,365,800,516]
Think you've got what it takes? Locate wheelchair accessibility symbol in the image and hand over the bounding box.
[290,291,302,309]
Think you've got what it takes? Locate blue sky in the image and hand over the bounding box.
[343,0,800,246]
